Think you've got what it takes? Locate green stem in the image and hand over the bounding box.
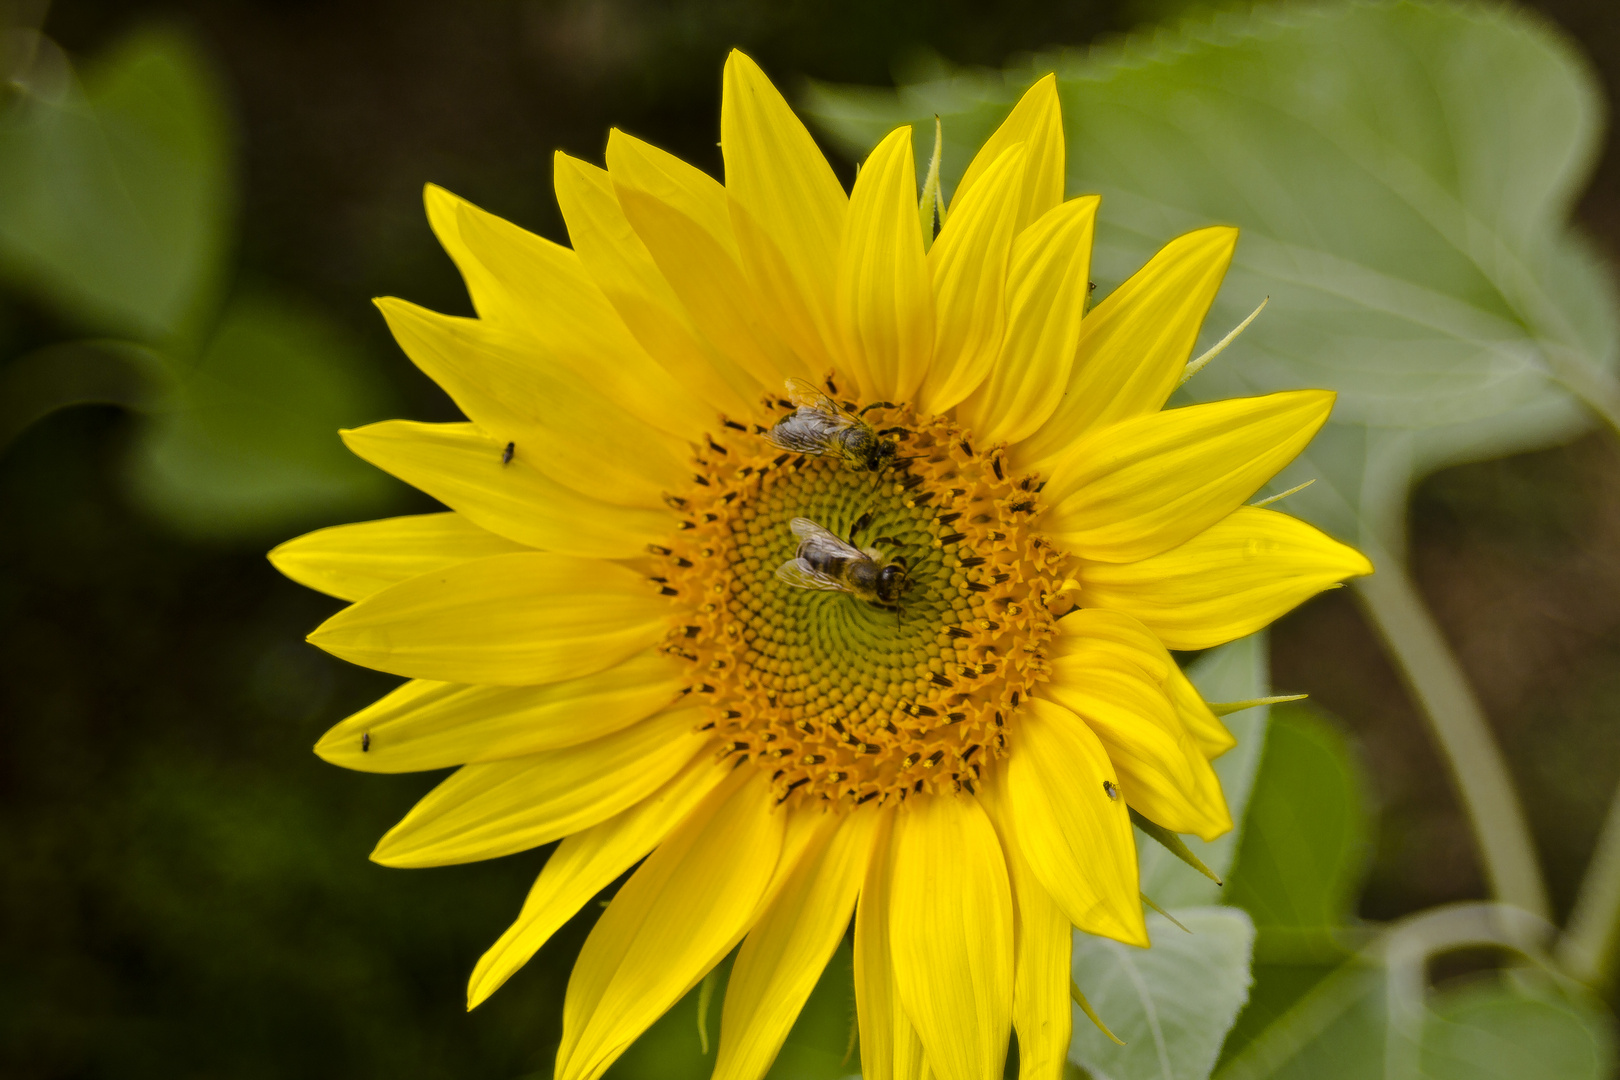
[1557,781,1620,986]
[0,340,165,450]
[1543,342,1620,441]
[1354,546,1551,921]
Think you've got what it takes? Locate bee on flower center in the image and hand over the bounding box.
[764,377,900,472]
[775,515,910,608]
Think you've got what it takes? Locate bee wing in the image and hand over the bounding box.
[784,376,841,413]
[775,557,850,593]
[764,416,838,454]
[789,517,865,559]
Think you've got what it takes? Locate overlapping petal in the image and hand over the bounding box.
[978,778,1073,1080]
[375,298,690,508]
[339,421,674,557]
[1056,607,1235,758]
[1045,644,1231,840]
[552,151,761,417]
[370,705,711,868]
[958,195,1098,444]
[1079,506,1375,650]
[466,755,731,1008]
[837,125,932,402]
[721,50,848,378]
[715,807,878,1080]
[423,184,709,441]
[269,511,529,602]
[307,551,671,685]
[950,74,1064,235]
[314,649,686,773]
[889,793,1014,1080]
[1015,225,1238,470]
[610,129,808,389]
[918,144,1027,414]
[1043,390,1334,563]
[1003,698,1146,946]
[556,767,785,1080]
[854,808,929,1080]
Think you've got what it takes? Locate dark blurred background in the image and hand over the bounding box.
[3,0,1619,1076]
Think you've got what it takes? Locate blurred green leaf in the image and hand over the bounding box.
[1216,705,1369,1065]
[0,28,231,342]
[1215,962,1615,1080]
[806,0,1620,550]
[1070,907,1255,1080]
[1138,632,1271,908]
[1213,958,1384,1080]
[1226,705,1367,944]
[1422,976,1615,1080]
[124,287,399,538]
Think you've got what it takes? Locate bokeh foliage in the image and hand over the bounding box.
[0,26,398,538]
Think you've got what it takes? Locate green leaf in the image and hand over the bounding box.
[1138,632,1271,908]
[1215,962,1616,1080]
[1216,704,1369,1065]
[125,288,400,539]
[0,28,231,342]
[805,0,1620,551]
[1213,958,1385,1080]
[1226,705,1367,945]
[1070,907,1256,1080]
[1422,976,1616,1080]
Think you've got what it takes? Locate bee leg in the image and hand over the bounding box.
[859,401,900,415]
[848,509,873,544]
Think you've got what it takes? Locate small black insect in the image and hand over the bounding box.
[1102,779,1119,801]
[501,441,515,465]
[361,732,372,752]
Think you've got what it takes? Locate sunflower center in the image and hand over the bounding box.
[654,395,1073,807]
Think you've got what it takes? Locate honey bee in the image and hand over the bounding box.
[764,378,899,471]
[775,517,909,607]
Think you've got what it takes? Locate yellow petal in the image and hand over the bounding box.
[958,196,1098,444]
[340,421,674,557]
[836,125,933,403]
[370,705,711,868]
[1057,608,1235,757]
[1168,663,1237,758]
[269,512,529,602]
[1078,506,1375,651]
[919,144,1027,414]
[1044,650,1231,841]
[606,130,740,261]
[977,779,1072,1080]
[855,807,930,1080]
[611,147,804,390]
[714,806,878,1080]
[889,793,1014,1080]
[1015,226,1238,471]
[307,550,670,685]
[466,754,730,1008]
[553,150,759,418]
[557,766,785,1080]
[313,649,686,773]
[1005,698,1146,946]
[721,51,847,378]
[375,298,690,508]
[1043,390,1335,563]
[423,184,708,442]
[950,74,1064,235]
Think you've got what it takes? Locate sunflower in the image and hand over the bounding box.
[270,52,1371,1080]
